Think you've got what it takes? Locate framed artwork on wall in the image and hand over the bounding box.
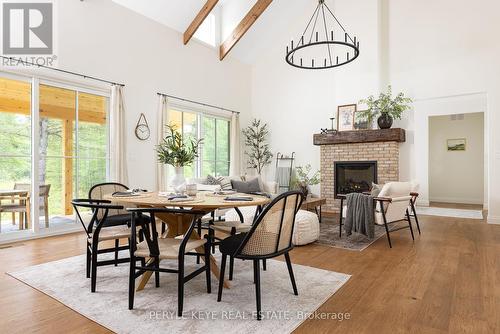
[354,110,371,130]
[447,138,466,151]
[337,104,356,131]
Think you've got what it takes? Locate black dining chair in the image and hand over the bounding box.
[216,191,304,320]
[127,208,212,317]
[72,199,133,292]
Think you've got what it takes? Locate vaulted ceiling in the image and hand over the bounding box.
[112,0,314,64]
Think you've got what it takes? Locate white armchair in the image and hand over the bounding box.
[339,181,419,248]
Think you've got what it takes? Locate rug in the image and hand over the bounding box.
[315,218,388,251]
[8,254,350,334]
[416,206,483,219]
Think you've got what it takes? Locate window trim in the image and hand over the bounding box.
[167,103,231,179]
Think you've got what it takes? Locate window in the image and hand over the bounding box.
[167,106,230,179]
[0,74,110,235]
[193,13,217,47]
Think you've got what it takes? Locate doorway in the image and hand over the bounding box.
[428,112,485,210]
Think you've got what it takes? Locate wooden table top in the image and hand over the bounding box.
[302,197,326,205]
[103,191,271,209]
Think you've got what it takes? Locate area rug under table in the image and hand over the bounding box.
[8,254,350,334]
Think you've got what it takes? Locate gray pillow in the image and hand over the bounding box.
[231,178,261,193]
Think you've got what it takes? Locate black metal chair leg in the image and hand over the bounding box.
[155,257,160,288]
[229,256,234,280]
[254,259,262,321]
[177,258,185,317]
[411,200,421,235]
[339,198,344,238]
[284,252,298,295]
[114,239,119,266]
[204,242,211,294]
[383,222,392,248]
[90,242,98,292]
[262,259,267,271]
[86,243,91,278]
[196,220,202,264]
[406,210,415,241]
[128,254,135,310]
[217,254,227,302]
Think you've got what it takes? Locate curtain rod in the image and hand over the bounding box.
[157,92,240,115]
[0,56,125,86]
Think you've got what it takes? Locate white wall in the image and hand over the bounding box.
[251,0,500,223]
[388,0,500,222]
[429,113,484,205]
[251,0,381,190]
[51,0,252,190]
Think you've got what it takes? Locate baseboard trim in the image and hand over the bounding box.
[429,197,483,205]
[487,215,500,225]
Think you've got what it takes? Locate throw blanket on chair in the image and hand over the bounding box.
[345,193,375,239]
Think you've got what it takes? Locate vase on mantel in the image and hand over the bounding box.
[377,112,393,129]
[170,166,186,190]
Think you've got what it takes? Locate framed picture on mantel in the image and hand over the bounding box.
[337,104,356,131]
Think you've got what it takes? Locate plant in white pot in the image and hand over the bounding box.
[292,164,320,199]
[156,125,202,190]
[359,85,412,129]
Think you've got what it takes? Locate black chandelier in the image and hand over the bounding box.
[285,0,360,70]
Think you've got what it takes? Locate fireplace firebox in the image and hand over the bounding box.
[334,161,377,198]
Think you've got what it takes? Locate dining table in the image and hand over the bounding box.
[103,191,271,291]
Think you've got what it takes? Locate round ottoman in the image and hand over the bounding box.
[224,206,258,223]
[225,207,319,246]
[292,210,320,246]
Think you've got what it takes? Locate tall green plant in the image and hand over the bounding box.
[359,85,412,123]
[242,119,273,174]
[156,125,202,167]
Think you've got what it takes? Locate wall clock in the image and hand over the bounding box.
[135,113,150,140]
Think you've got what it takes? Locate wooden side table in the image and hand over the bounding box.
[301,197,326,223]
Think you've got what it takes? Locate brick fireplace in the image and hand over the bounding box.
[314,128,406,213]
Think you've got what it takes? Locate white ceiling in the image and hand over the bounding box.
[112,0,315,64]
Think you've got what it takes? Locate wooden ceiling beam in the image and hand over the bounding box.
[183,0,219,45]
[219,0,272,61]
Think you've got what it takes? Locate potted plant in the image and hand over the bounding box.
[156,124,202,189]
[359,85,412,129]
[292,164,321,198]
[243,119,273,175]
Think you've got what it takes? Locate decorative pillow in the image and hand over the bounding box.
[231,178,261,193]
[206,175,233,190]
[371,182,382,197]
[218,176,233,190]
[206,175,220,185]
[243,175,265,192]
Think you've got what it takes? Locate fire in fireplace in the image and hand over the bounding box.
[334,161,378,198]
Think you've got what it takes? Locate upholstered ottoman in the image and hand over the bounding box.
[292,210,320,246]
[224,206,258,224]
[225,207,319,246]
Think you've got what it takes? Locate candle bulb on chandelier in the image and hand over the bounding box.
[316,31,319,42]
[331,31,334,40]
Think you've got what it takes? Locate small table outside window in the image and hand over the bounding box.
[300,197,326,223]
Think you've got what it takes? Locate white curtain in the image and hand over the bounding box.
[109,85,128,185]
[156,95,169,190]
[229,113,241,176]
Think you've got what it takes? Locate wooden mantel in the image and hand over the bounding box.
[313,128,406,145]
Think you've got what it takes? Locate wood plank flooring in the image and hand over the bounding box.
[0,213,498,334]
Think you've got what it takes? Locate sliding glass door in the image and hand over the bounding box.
[0,76,32,233]
[0,73,110,236]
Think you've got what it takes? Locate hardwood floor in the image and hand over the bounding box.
[0,214,499,333]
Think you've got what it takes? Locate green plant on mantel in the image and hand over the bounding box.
[156,124,202,167]
[358,85,413,123]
